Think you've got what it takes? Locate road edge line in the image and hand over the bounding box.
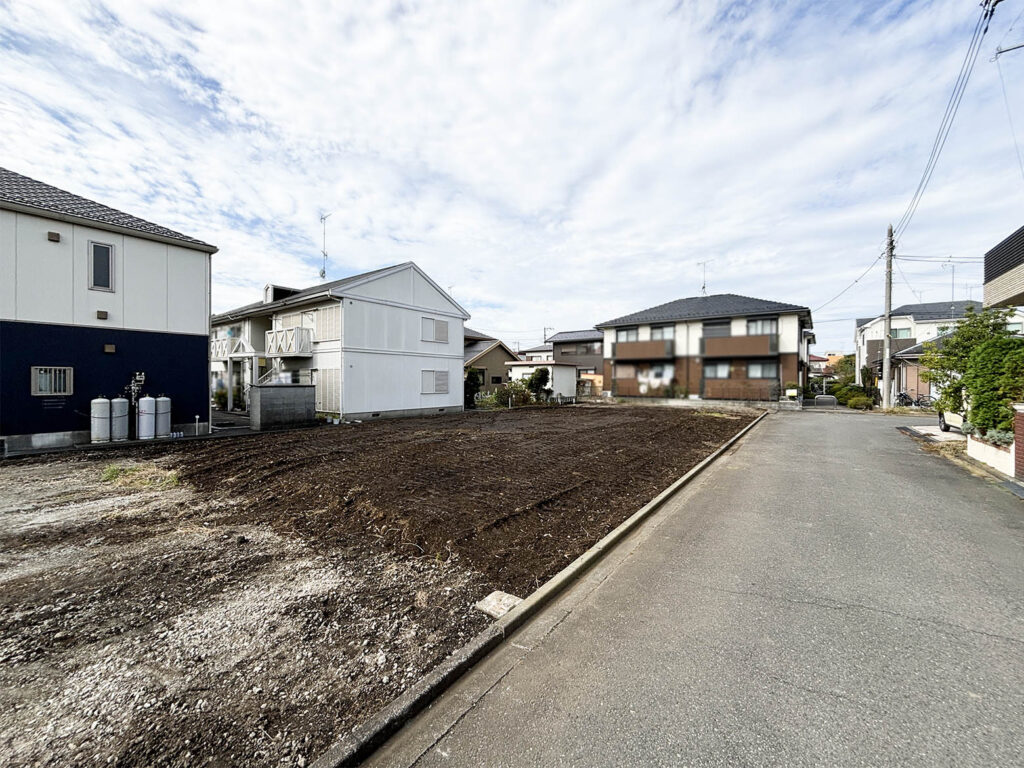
[312,409,769,768]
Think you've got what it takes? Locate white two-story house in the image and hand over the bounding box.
[0,167,216,452]
[596,294,814,400]
[210,262,468,420]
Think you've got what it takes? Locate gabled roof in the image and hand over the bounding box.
[547,329,603,343]
[464,338,518,367]
[0,167,217,252]
[212,262,470,323]
[597,293,809,328]
[856,300,980,328]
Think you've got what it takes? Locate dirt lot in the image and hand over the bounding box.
[0,405,754,767]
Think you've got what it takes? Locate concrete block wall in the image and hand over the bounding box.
[250,384,316,431]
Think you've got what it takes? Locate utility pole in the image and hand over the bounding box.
[882,224,894,409]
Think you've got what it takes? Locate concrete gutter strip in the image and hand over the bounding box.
[312,410,769,768]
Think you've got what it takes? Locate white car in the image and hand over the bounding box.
[938,408,965,432]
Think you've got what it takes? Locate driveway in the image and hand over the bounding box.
[365,411,1023,768]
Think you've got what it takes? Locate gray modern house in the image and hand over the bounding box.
[548,329,604,374]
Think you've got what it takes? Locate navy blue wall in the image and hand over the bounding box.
[0,321,209,437]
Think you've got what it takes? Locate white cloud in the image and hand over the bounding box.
[1,0,1022,352]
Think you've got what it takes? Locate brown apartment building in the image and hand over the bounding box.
[596,294,814,400]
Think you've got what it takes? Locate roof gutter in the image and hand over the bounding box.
[0,200,219,254]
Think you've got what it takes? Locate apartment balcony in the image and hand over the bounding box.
[611,339,674,360]
[265,327,313,357]
[210,336,256,360]
[700,334,778,357]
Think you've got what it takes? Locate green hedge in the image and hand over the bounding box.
[963,337,1024,433]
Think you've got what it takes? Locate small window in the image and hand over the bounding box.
[491,376,502,384]
[702,322,730,338]
[747,360,778,379]
[89,242,114,291]
[891,328,912,339]
[421,369,449,394]
[704,362,730,379]
[421,317,449,343]
[747,318,777,336]
[31,366,74,396]
[651,325,674,340]
[616,328,638,343]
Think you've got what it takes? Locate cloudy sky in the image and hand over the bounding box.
[2,0,1022,352]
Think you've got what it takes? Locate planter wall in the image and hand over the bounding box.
[967,434,1015,477]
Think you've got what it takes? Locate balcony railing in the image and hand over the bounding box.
[701,334,778,357]
[210,336,256,360]
[611,339,674,360]
[265,327,314,357]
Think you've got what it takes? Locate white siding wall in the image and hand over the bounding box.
[778,314,800,353]
[0,210,210,335]
[340,285,464,415]
[506,364,576,397]
[730,317,747,336]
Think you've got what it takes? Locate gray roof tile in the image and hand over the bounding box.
[857,301,980,328]
[597,293,809,328]
[211,263,410,323]
[547,329,603,343]
[0,167,215,251]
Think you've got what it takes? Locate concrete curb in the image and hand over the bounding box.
[312,410,770,768]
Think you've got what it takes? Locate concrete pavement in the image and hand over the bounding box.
[366,411,1024,767]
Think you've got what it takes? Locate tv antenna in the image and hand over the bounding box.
[696,260,712,296]
[319,212,332,280]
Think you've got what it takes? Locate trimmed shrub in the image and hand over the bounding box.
[847,395,873,410]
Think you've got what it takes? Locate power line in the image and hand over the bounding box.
[995,54,1024,186]
[893,1,1002,241]
[813,251,884,313]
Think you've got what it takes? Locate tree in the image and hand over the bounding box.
[526,367,550,400]
[833,354,855,382]
[962,337,1024,433]
[464,369,482,409]
[920,305,1015,415]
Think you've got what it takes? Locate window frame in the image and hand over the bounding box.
[702,322,731,338]
[31,366,74,396]
[703,362,731,379]
[421,317,449,343]
[421,369,449,394]
[616,328,638,343]
[747,360,779,379]
[890,328,912,339]
[651,325,675,340]
[88,241,115,292]
[746,318,778,336]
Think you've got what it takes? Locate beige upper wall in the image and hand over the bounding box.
[0,209,210,335]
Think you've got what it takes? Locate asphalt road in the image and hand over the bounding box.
[367,411,1024,767]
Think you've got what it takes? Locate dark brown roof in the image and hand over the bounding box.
[0,167,216,252]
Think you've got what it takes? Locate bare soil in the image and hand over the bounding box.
[0,405,754,767]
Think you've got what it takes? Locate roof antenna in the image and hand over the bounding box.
[696,260,711,296]
[319,212,332,280]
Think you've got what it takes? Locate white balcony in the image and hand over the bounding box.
[210,336,256,360]
[265,327,314,357]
